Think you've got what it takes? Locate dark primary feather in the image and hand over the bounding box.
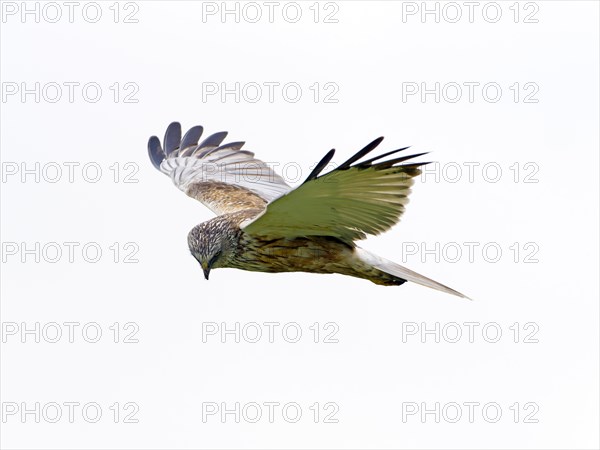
[358,146,411,166]
[148,125,242,169]
[337,136,384,170]
[375,152,429,169]
[179,125,204,154]
[148,136,164,170]
[301,137,422,184]
[304,149,336,183]
[164,122,182,155]
[193,131,229,158]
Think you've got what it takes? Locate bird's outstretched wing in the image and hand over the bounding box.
[242,137,427,244]
[148,122,290,215]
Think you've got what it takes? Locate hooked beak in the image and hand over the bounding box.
[201,262,211,280]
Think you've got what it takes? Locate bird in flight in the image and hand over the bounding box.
[148,122,467,298]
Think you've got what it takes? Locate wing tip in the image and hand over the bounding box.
[180,125,205,151]
[164,121,182,156]
[148,135,164,170]
[338,136,386,170]
[303,148,336,183]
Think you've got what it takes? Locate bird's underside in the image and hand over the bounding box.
[148,122,467,298]
[234,234,407,286]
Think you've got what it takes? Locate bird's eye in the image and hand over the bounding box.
[209,252,221,266]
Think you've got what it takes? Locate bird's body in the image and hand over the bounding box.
[189,212,405,286]
[149,122,467,298]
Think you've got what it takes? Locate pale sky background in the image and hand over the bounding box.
[1,1,599,449]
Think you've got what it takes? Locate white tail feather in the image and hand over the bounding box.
[356,248,470,299]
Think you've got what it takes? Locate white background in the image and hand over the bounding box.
[1,1,598,449]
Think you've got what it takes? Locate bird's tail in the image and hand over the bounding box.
[355,248,469,299]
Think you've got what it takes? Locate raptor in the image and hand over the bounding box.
[148,122,467,298]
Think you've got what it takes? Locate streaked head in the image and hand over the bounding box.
[187,220,235,280]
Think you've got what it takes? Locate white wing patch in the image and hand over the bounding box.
[160,149,290,202]
[148,122,291,215]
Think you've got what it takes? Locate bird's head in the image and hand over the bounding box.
[187,221,232,280]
